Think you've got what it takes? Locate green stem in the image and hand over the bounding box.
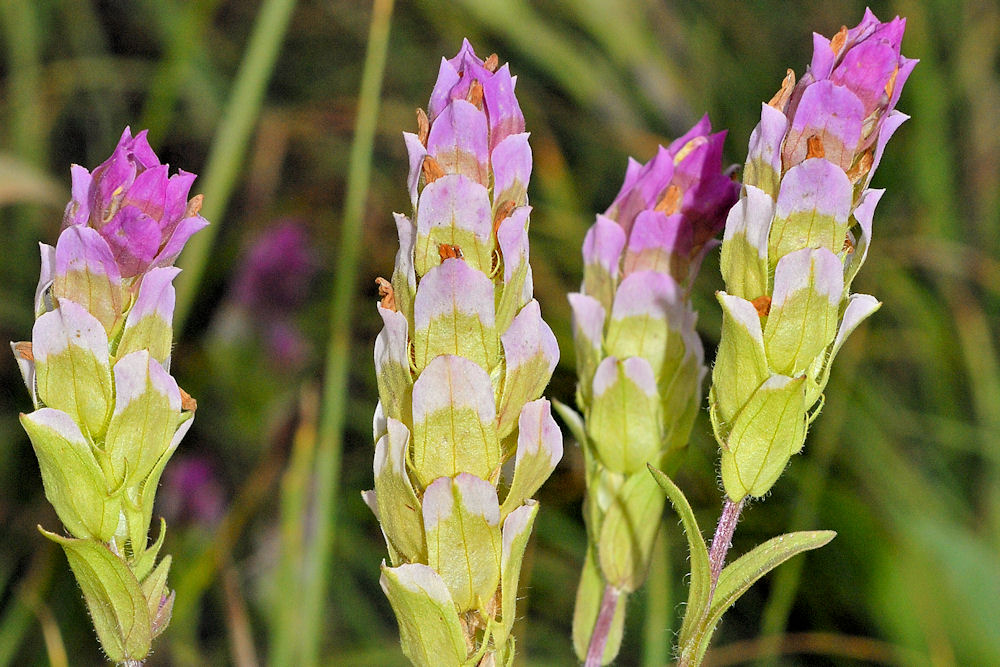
[641,523,672,667]
[173,0,300,331]
[299,0,395,663]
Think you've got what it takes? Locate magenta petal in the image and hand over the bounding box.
[32,299,110,366]
[491,133,532,204]
[127,267,180,324]
[667,114,712,154]
[482,63,525,149]
[774,158,853,224]
[784,80,866,172]
[102,207,163,276]
[746,103,789,182]
[413,258,495,334]
[501,299,558,372]
[808,31,836,81]
[151,215,209,271]
[125,128,161,168]
[610,270,683,323]
[416,174,493,247]
[426,99,489,183]
[428,57,461,121]
[497,206,531,284]
[403,132,428,211]
[93,142,137,217]
[54,225,121,284]
[35,243,56,316]
[63,165,93,227]
[623,210,691,279]
[568,292,606,351]
[163,170,197,227]
[831,41,899,115]
[123,164,170,221]
[582,215,626,279]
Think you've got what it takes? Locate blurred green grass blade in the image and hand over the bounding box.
[173,0,299,331]
[139,0,223,146]
[0,545,56,667]
[641,522,671,667]
[2,0,47,249]
[269,388,318,666]
[301,0,395,663]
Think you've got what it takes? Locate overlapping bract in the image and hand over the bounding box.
[12,129,203,663]
[368,41,560,666]
[569,118,738,662]
[712,9,915,501]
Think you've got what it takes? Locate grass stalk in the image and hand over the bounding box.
[298,0,396,663]
[173,0,300,331]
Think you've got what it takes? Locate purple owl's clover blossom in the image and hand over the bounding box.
[63,127,208,280]
[568,118,738,665]
[12,128,205,664]
[687,12,914,664]
[369,42,560,667]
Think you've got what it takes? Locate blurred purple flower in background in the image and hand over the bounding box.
[218,220,318,370]
[160,456,225,528]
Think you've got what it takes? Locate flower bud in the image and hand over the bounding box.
[370,42,559,665]
[712,9,914,501]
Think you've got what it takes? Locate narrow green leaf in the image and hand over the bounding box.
[646,466,710,647]
[552,398,586,448]
[686,530,835,665]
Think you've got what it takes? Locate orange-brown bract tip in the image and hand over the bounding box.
[806,135,825,159]
[830,25,849,54]
[185,194,204,218]
[438,244,464,261]
[654,184,682,215]
[416,108,430,146]
[768,69,796,109]
[466,80,485,109]
[179,387,198,412]
[751,295,772,318]
[421,156,445,184]
[492,200,516,239]
[13,341,33,361]
[375,277,397,311]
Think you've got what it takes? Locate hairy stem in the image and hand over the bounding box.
[585,583,620,667]
[708,497,746,591]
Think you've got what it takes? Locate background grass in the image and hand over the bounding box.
[0,1,996,665]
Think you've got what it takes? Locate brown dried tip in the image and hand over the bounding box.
[179,387,198,412]
[13,341,33,362]
[421,156,445,184]
[438,243,463,261]
[416,108,430,146]
[806,135,825,160]
[654,184,683,215]
[185,194,204,218]
[492,200,516,238]
[466,80,484,109]
[829,26,849,55]
[483,53,499,73]
[375,277,397,311]
[843,235,856,253]
[768,69,796,110]
[846,149,874,184]
[751,295,772,318]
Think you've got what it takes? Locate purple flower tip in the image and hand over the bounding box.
[601,118,739,284]
[781,8,914,175]
[62,127,207,278]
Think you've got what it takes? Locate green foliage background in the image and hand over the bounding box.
[0,1,996,664]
